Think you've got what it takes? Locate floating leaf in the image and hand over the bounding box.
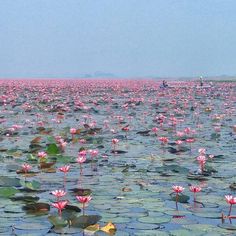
[46,143,60,155]
[10,195,39,202]
[48,215,68,228]
[0,176,21,187]
[70,188,92,196]
[0,187,19,198]
[171,194,190,203]
[100,222,117,235]
[218,223,236,230]
[31,136,42,144]
[70,215,102,228]
[20,180,41,191]
[39,162,55,169]
[23,202,50,214]
[85,224,100,232]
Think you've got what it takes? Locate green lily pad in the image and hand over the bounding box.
[4,204,23,213]
[22,202,50,214]
[0,187,19,198]
[70,215,102,228]
[0,176,21,187]
[48,215,68,228]
[127,222,160,230]
[218,223,236,230]
[171,194,190,203]
[14,222,51,230]
[10,195,40,202]
[138,216,171,224]
[134,230,168,236]
[46,143,60,155]
[70,188,92,196]
[169,229,202,236]
[52,227,82,234]
[20,180,41,191]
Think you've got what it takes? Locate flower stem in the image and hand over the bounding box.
[176,193,179,210]
[228,204,233,216]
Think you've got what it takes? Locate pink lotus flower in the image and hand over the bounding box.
[152,127,158,134]
[76,195,92,215]
[197,155,206,164]
[197,155,206,173]
[189,185,202,193]
[52,189,67,198]
[37,151,47,159]
[172,185,184,193]
[78,150,87,157]
[175,140,183,145]
[176,131,185,137]
[225,195,236,205]
[159,137,169,144]
[51,200,68,217]
[88,149,99,158]
[70,128,77,139]
[112,139,119,145]
[172,185,184,210]
[77,156,86,164]
[76,195,92,204]
[190,185,202,201]
[77,155,86,175]
[112,138,119,151]
[21,163,32,173]
[79,139,87,144]
[209,154,214,159]
[70,128,77,134]
[198,148,206,155]
[122,126,130,132]
[185,138,195,143]
[184,127,191,134]
[225,195,236,216]
[59,165,71,173]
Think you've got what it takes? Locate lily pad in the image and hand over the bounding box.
[46,143,60,155]
[0,187,19,198]
[70,188,92,196]
[23,202,50,214]
[70,215,102,228]
[20,180,41,191]
[0,176,21,187]
[138,216,171,224]
[48,215,68,228]
[170,194,190,203]
[218,223,236,230]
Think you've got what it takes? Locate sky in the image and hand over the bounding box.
[0,0,236,78]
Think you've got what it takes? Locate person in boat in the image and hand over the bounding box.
[200,76,203,87]
[162,80,168,88]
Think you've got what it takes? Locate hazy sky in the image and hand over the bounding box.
[0,0,236,78]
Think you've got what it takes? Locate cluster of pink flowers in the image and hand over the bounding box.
[172,184,202,203]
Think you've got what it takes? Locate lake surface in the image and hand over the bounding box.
[0,79,235,235]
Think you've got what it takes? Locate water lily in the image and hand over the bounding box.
[189,185,202,201]
[172,185,184,210]
[225,195,236,216]
[76,195,92,215]
[51,200,68,217]
[52,189,67,201]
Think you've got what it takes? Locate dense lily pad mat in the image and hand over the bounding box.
[0,79,235,235]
